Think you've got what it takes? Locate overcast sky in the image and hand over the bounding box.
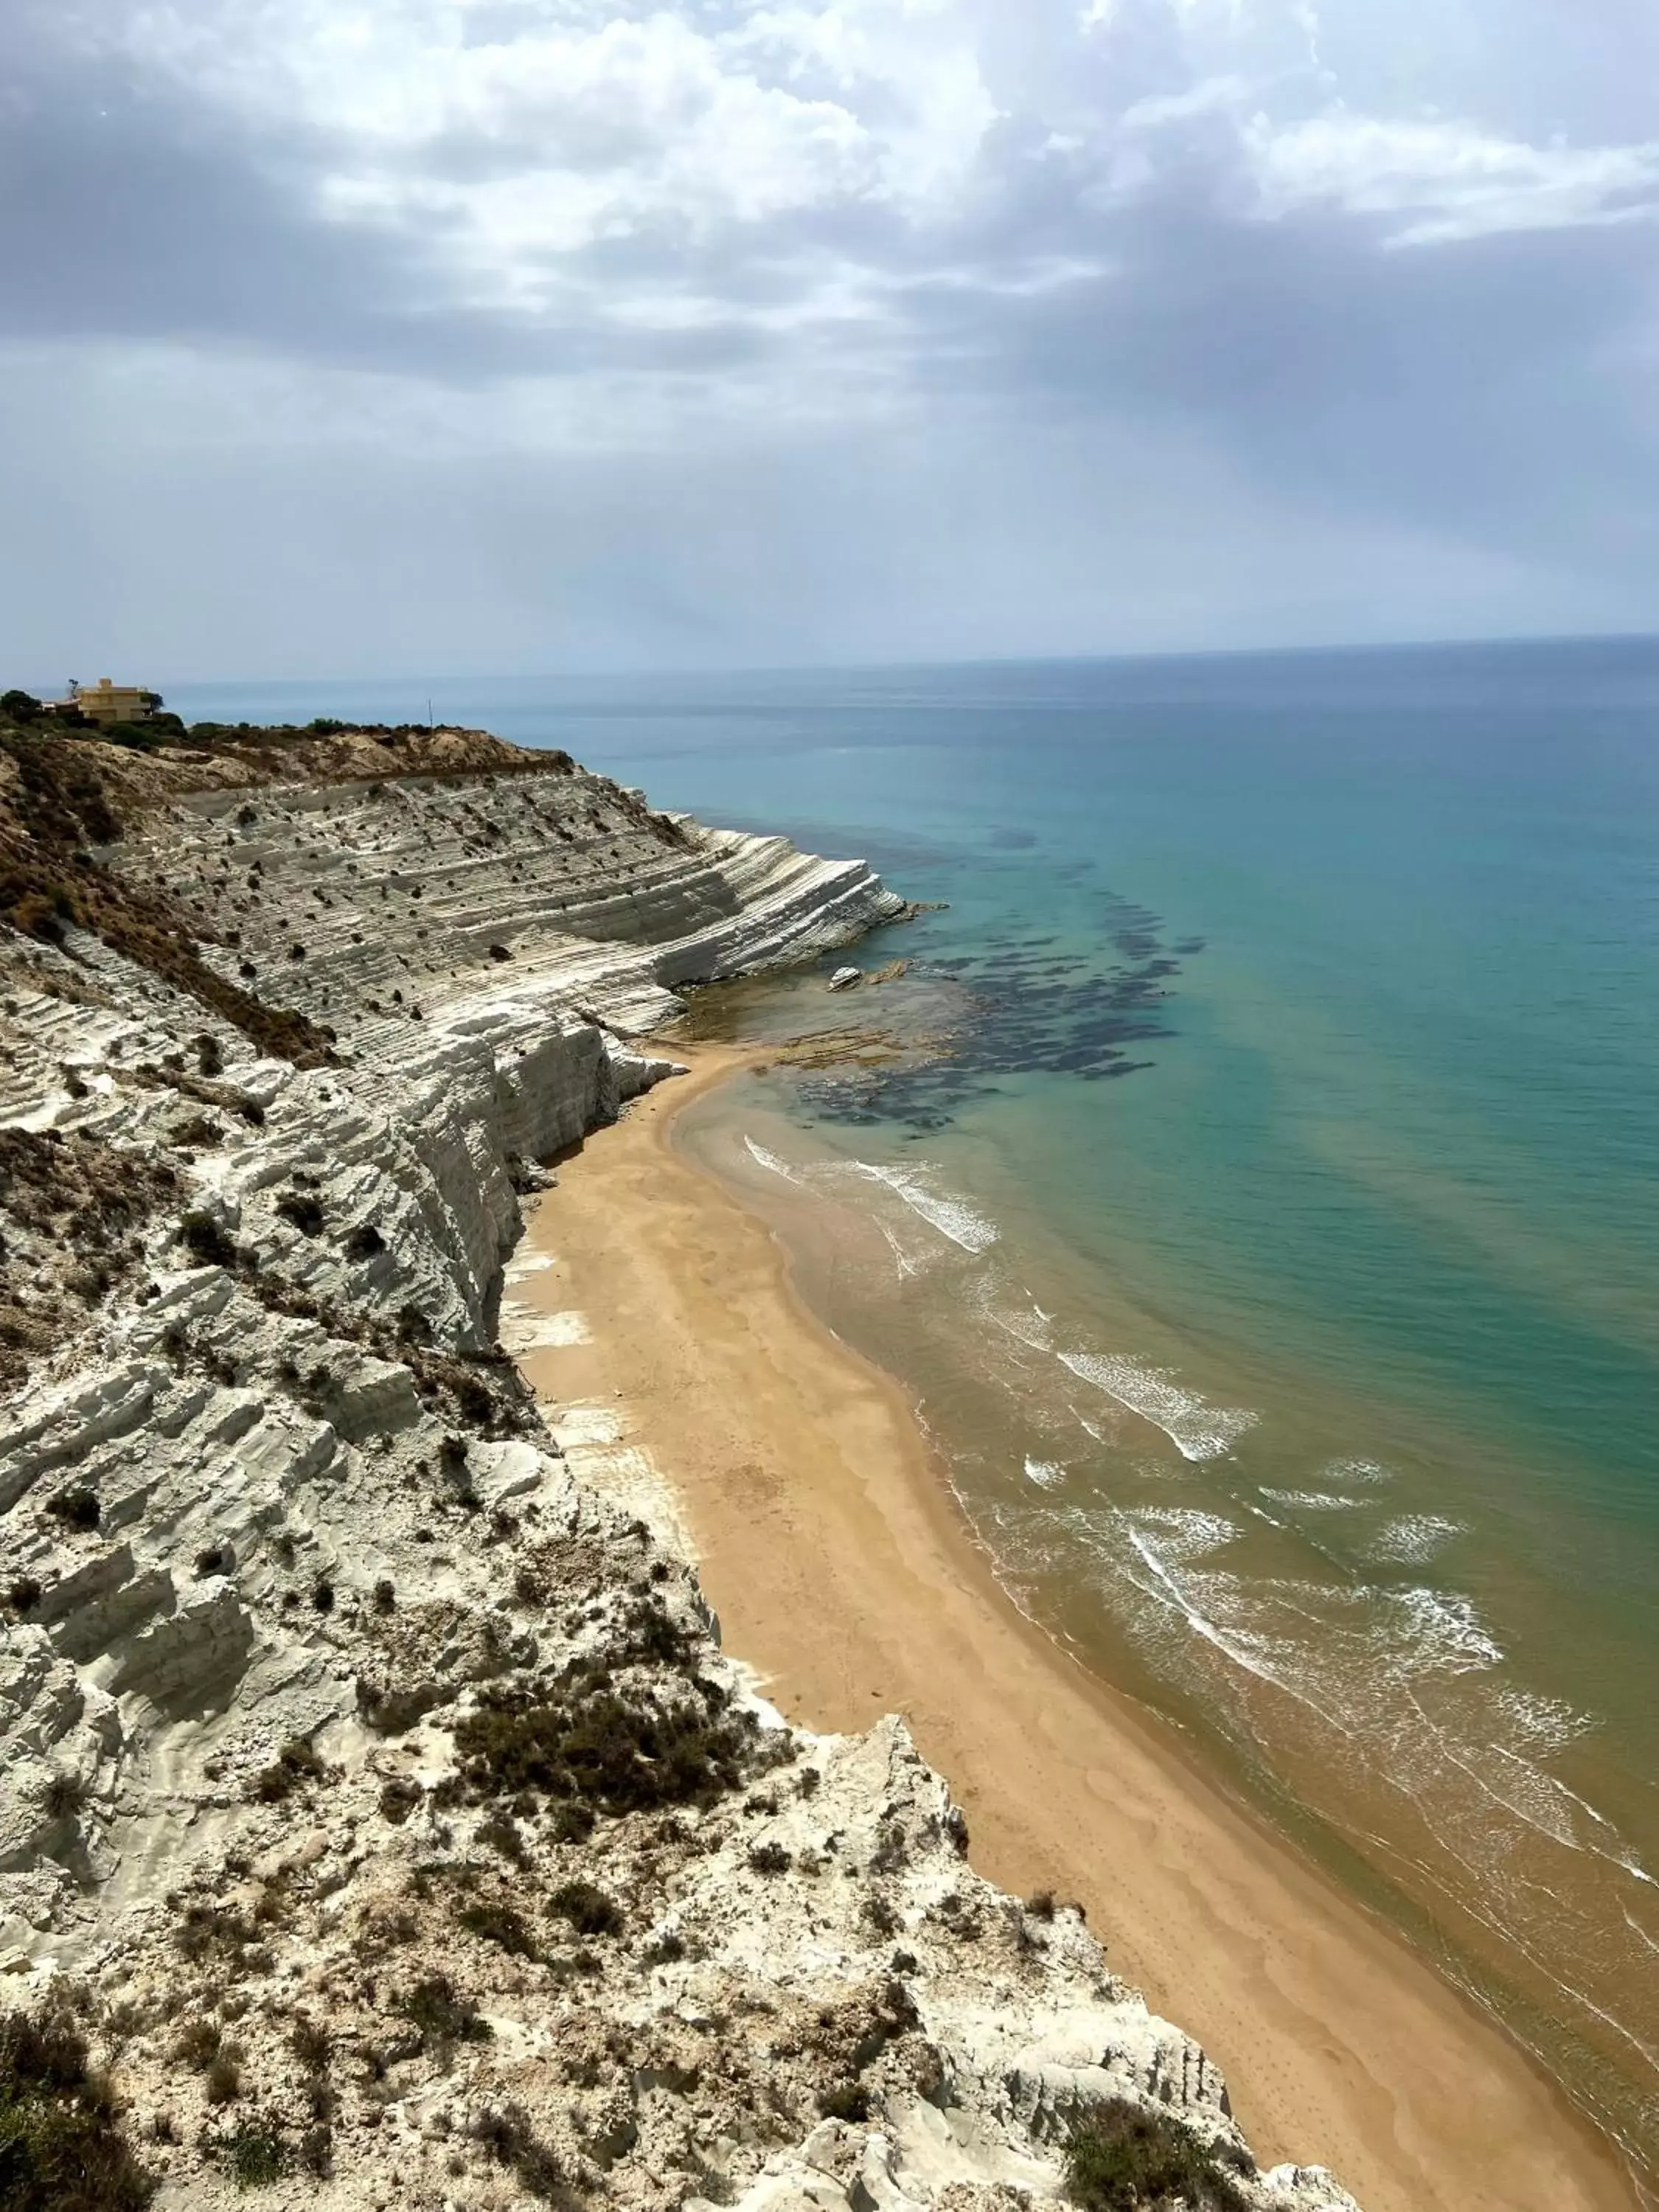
[4,0,1658,679]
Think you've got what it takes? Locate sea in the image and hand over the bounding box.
[171,641,1659,2185]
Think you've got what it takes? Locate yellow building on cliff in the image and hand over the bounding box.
[62,678,156,726]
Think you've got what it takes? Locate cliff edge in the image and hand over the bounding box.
[0,721,1359,2211]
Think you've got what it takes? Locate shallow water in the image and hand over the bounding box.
[178,643,1659,2180]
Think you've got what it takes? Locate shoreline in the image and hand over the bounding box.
[511,1041,1642,2212]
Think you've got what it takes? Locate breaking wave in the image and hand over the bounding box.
[743,1135,801,1182]
[1057,1349,1258,1462]
[1368,1513,1467,1564]
[836,1160,1001,1253]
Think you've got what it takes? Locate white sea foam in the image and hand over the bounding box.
[1495,1685,1594,1758]
[1058,1349,1258,1461]
[841,1161,1001,1253]
[976,1282,1256,1464]
[981,1440,1659,2073]
[1368,1513,1466,1563]
[874,1218,919,1279]
[1391,1586,1503,1673]
[1321,1455,1394,1486]
[1115,1523,1335,1717]
[1023,1457,1066,1489]
[1258,1488,1362,1512]
[1124,1506,1243,1560]
[743,1135,801,1181]
[981,1290,1054,1353]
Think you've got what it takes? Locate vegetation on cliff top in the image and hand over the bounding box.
[1065,2099,1253,2212]
[1,703,339,1065]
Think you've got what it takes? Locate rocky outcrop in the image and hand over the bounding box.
[0,733,1358,2210]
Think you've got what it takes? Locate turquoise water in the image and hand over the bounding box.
[175,644,1659,2173]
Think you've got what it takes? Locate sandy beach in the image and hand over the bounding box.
[509,1043,1642,2212]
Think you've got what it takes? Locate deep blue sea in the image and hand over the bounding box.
[171,641,1659,2174]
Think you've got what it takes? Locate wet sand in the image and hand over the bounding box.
[512,1044,1642,2212]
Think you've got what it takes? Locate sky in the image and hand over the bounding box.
[4,0,1659,679]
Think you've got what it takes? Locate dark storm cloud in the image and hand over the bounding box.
[3,0,1658,672]
[894,170,1659,552]
[0,48,793,382]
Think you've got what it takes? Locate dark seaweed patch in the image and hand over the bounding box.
[796,893,1198,1132]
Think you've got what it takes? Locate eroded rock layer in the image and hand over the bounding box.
[0,731,1357,2211]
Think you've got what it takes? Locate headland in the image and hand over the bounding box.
[0,707,1368,2209]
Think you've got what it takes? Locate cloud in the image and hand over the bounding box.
[3,0,1659,672]
[1239,111,1659,246]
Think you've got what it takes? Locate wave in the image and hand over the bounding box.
[874,1218,919,1279]
[973,1287,1256,1464]
[1124,1506,1243,1560]
[1023,1456,1066,1489]
[1258,1488,1363,1512]
[1058,1348,1258,1462]
[837,1159,1001,1253]
[1391,1585,1503,1674]
[1321,1455,1394,1486]
[743,1135,801,1182]
[1367,1513,1467,1564]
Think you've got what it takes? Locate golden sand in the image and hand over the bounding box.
[512,1044,1640,2212]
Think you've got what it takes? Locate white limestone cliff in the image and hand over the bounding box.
[0,737,1359,2211]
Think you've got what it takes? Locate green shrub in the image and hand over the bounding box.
[204,2051,242,2106]
[0,2007,157,2211]
[220,2121,288,2187]
[1064,2100,1252,2212]
[393,1975,491,2053]
[456,1898,539,1958]
[251,1738,325,1804]
[44,1488,100,1533]
[179,1211,237,1267]
[548,1880,622,1938]
[453,1677,762,1818]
